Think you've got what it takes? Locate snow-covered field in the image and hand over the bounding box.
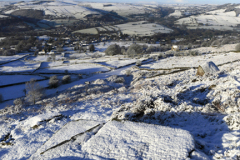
[1,43,240,159]
[96,58,137,68]
[35,62,110,74]
[0,75,45,87]
[0,55,27,64]
[0,60,41,73]
[29,54,66,61]
[0,79,49,101]
[115,21,173,36]
[74,21,173,36]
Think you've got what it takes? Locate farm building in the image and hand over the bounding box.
[38,50,46,55]
[171,45,179,51]
[49,51,56,55]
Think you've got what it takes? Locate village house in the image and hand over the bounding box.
[38,50,46,55]
[10,45,16,50]
[171,45,179,51]
[48,49,58,55]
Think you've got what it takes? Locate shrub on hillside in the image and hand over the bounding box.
[62,75,71,84]
[188,43,193,49]
[47,57,52,62]
[189,50,200,56]
[235,44,240,52]
[221,38,230,46]
[14,98,24,106]
[173,51,181,56]
[125,70,131,76]
[211,40,221,47]
[2,50,15,56]
[121,46,126,55]
[92,52,102,58]
[49,75,59,88]
[146,46,156,53]
[201,41,209,47]
[105,44,121,56]
[136,60,142,66]
[126,44,143,57]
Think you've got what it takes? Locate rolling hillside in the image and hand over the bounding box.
[176,4,240,31]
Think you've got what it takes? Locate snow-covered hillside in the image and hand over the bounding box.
[79,2,146,17]
[169,10,182,18]
[1,43,240,159]
[2,1,148,20]
[6,1,100,20]
[176,5,240,30]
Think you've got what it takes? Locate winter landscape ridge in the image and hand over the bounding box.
[0,0,240,160]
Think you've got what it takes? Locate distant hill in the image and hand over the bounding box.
[10,9,44,19]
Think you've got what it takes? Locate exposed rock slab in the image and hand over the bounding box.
[82,121,195,159]
[37,119,102,154]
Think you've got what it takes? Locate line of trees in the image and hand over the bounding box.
[105,43,168,57]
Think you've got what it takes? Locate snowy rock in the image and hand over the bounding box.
[20,112,61,129]
[91,79,106,85]
[82,121,195,159]
[35,120,102,155]
[196,61,219,76]
[190,149,210,160]
[107,75,125,83]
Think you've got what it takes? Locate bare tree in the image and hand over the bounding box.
[211,40,221,48]
[89,44,95,52]
[25,79,45,104]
